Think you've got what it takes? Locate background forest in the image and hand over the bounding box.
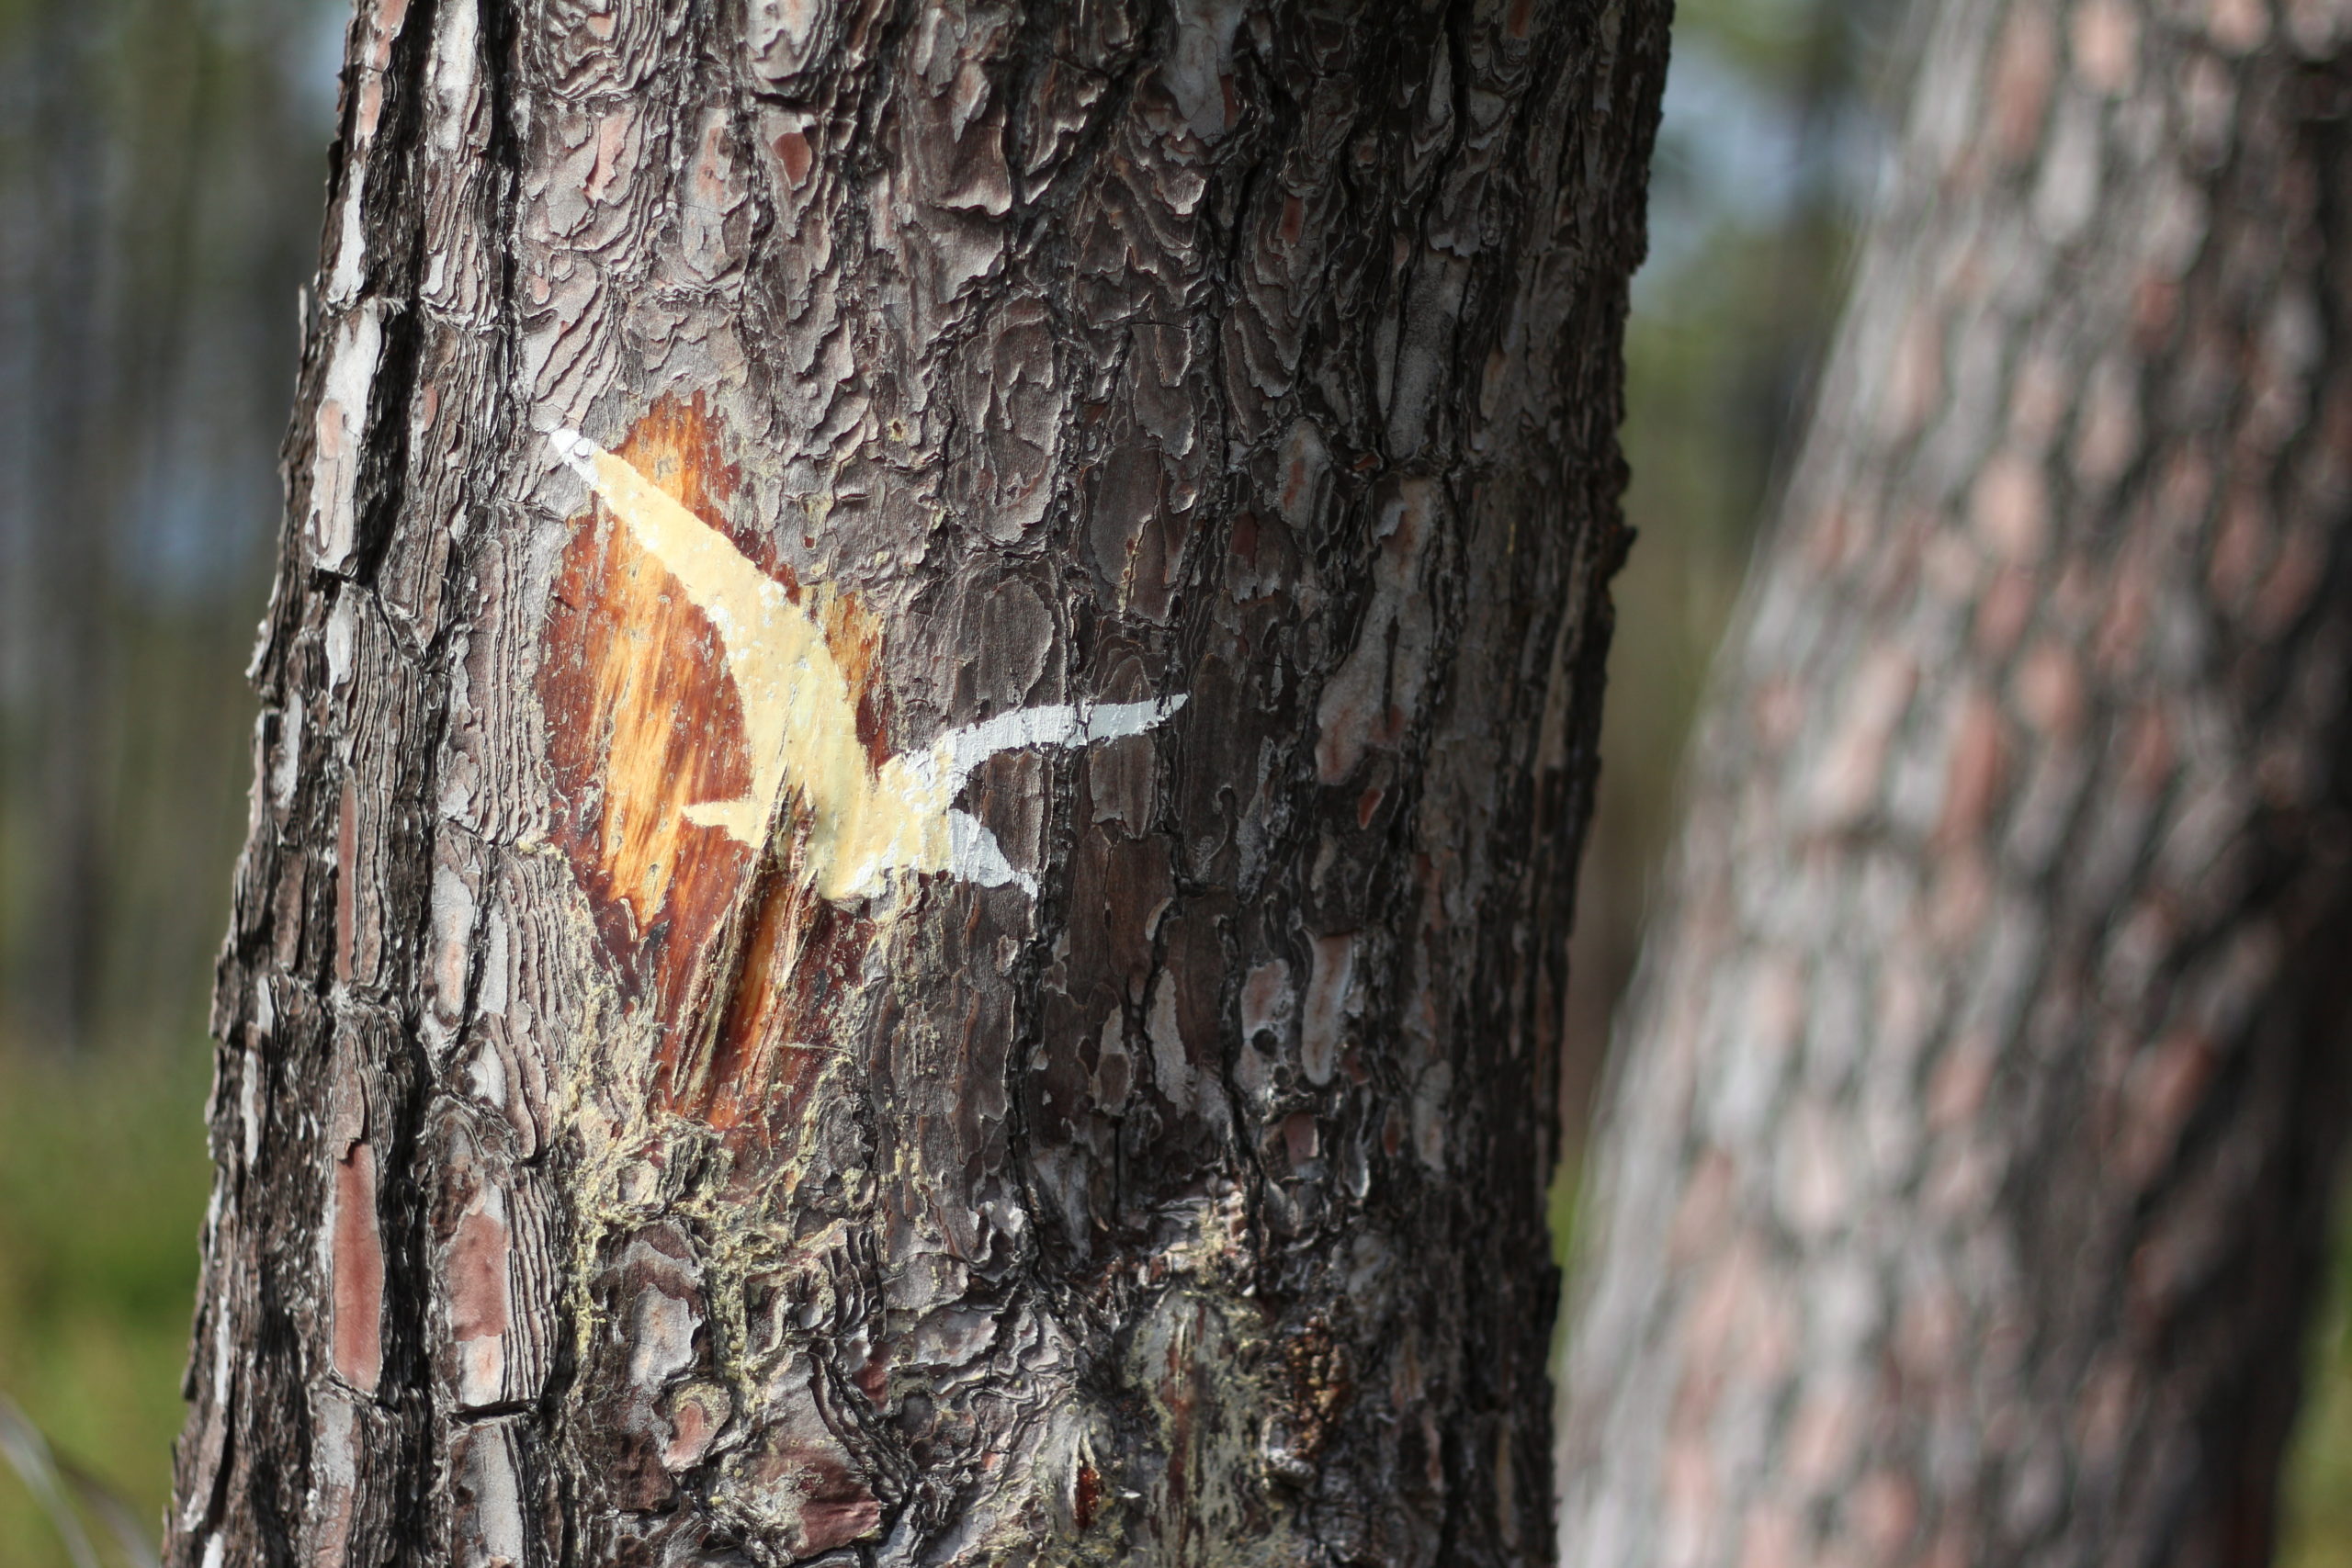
[0,0,2346,1562]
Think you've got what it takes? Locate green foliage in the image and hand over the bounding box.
[0,1043,209,1566]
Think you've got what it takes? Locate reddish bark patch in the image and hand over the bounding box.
[1988,4,2057,165]
[743,1440,882,1555]
[797,1469,884,1555]
[850,1346,889,1404]
[538,393,890,1139]
[773,129,813,186]
[447,1205,511,1347]
[331,1142,385,1393]
[1934,693,2009,848]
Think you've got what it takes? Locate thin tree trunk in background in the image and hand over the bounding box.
[17,0,111,1051]
[170,3,1666,1563]
[2,0,304,1056]
[1561,0,2352,1562]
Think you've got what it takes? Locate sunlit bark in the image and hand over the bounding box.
[169,2,1667,1563]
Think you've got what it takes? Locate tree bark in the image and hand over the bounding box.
[170,3,1666,1564]
[1561,1,2352,1564]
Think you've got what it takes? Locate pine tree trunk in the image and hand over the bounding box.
[1561,1,2352,1563]
[169,3,1666,1563]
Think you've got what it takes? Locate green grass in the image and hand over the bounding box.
[2285,1202,2352,1568]
[0,1043,210,1566]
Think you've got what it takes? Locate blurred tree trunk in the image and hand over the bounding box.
[1561,0,2352,1563]
[2,0,316,1055]
[12,0,112,1052]
[168,3,1666,1565]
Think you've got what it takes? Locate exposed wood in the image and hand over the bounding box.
[170,2,1668,1564]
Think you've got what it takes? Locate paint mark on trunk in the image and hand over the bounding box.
[540,396,1186,1138]
[548,419,1184,904]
